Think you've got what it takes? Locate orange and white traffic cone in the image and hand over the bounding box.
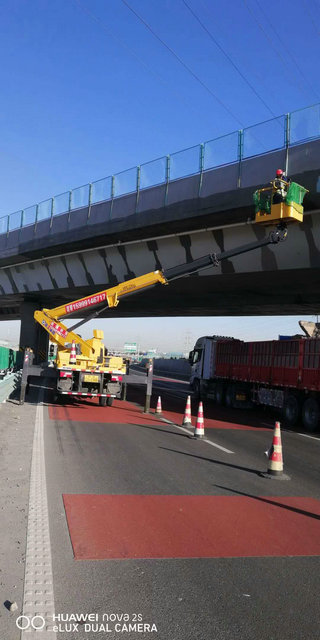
[261,421,290,480]
[182,395,192,427]
[193,401,205,439]
[69,340,77,365]
[155,396,162,414]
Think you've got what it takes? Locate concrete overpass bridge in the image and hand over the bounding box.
[0,103,320,350]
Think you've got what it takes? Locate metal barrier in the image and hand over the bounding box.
[0,103,319,237]
[0,371,22,403]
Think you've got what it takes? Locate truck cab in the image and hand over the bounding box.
[189,335,238,400]
[189,336,224,399]
[189,337,212,385]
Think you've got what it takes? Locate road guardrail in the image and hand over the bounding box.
[0,371,22,403]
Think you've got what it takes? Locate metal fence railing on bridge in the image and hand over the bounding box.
[0,102,319,237]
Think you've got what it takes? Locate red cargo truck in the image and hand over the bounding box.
[189,335,320,432]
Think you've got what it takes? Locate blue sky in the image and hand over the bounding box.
[1,0,320,214]
[0,0,319,349]
[1,315,318,353]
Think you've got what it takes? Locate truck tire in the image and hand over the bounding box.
[225,384,235,408]
[283,394,300,427]
[99,396,107,407]
[302,397,319,433]
[107,397,114,407]
[215,382,225,406]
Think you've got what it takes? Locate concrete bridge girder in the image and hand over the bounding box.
[0,213,320,322]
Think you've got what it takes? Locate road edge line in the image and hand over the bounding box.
[20,392,57,638]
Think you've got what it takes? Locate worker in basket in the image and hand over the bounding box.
[254,174,307,225]
[273,168,291,204]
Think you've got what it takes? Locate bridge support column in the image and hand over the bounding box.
[19,302,49,364]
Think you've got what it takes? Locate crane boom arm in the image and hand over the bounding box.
[41,270,168,320]
[34,227,286,355]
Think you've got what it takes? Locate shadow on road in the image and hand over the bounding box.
[214,484,320,521]
[159,446,261,476]
[130,423,189,439]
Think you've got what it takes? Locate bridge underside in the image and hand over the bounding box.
[1,267,319,320]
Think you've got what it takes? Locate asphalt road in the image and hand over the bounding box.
[2,377,320,640]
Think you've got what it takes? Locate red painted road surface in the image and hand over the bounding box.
[63,494,320,560]
[49,399,270,431]
[49,400,167,426]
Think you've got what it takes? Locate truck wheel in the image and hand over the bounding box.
[302,397,319,433]
[107,397,114,407]
[215,382,225,406]
[283,394,300,426]
[193,379,201,401]
[99,396,107,407]
[225,384,235,408]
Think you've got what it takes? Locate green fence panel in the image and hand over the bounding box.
[0,346,23,371]
[0,346,9,370]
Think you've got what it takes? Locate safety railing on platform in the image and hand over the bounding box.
[1,102,319,235]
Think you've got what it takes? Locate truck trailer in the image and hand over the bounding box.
[189,332,320,433]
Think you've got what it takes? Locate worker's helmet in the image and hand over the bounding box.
[276,169,283,176]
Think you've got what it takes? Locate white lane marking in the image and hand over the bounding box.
[263,421,320,441]
[153,376,188,385]
[202,438,234,454]
[159,417,234,454]
[240,421,320,442]
[130,366,188,385]
[21,393,56,638]
[296,432,320,441]
[160,417,198,435]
